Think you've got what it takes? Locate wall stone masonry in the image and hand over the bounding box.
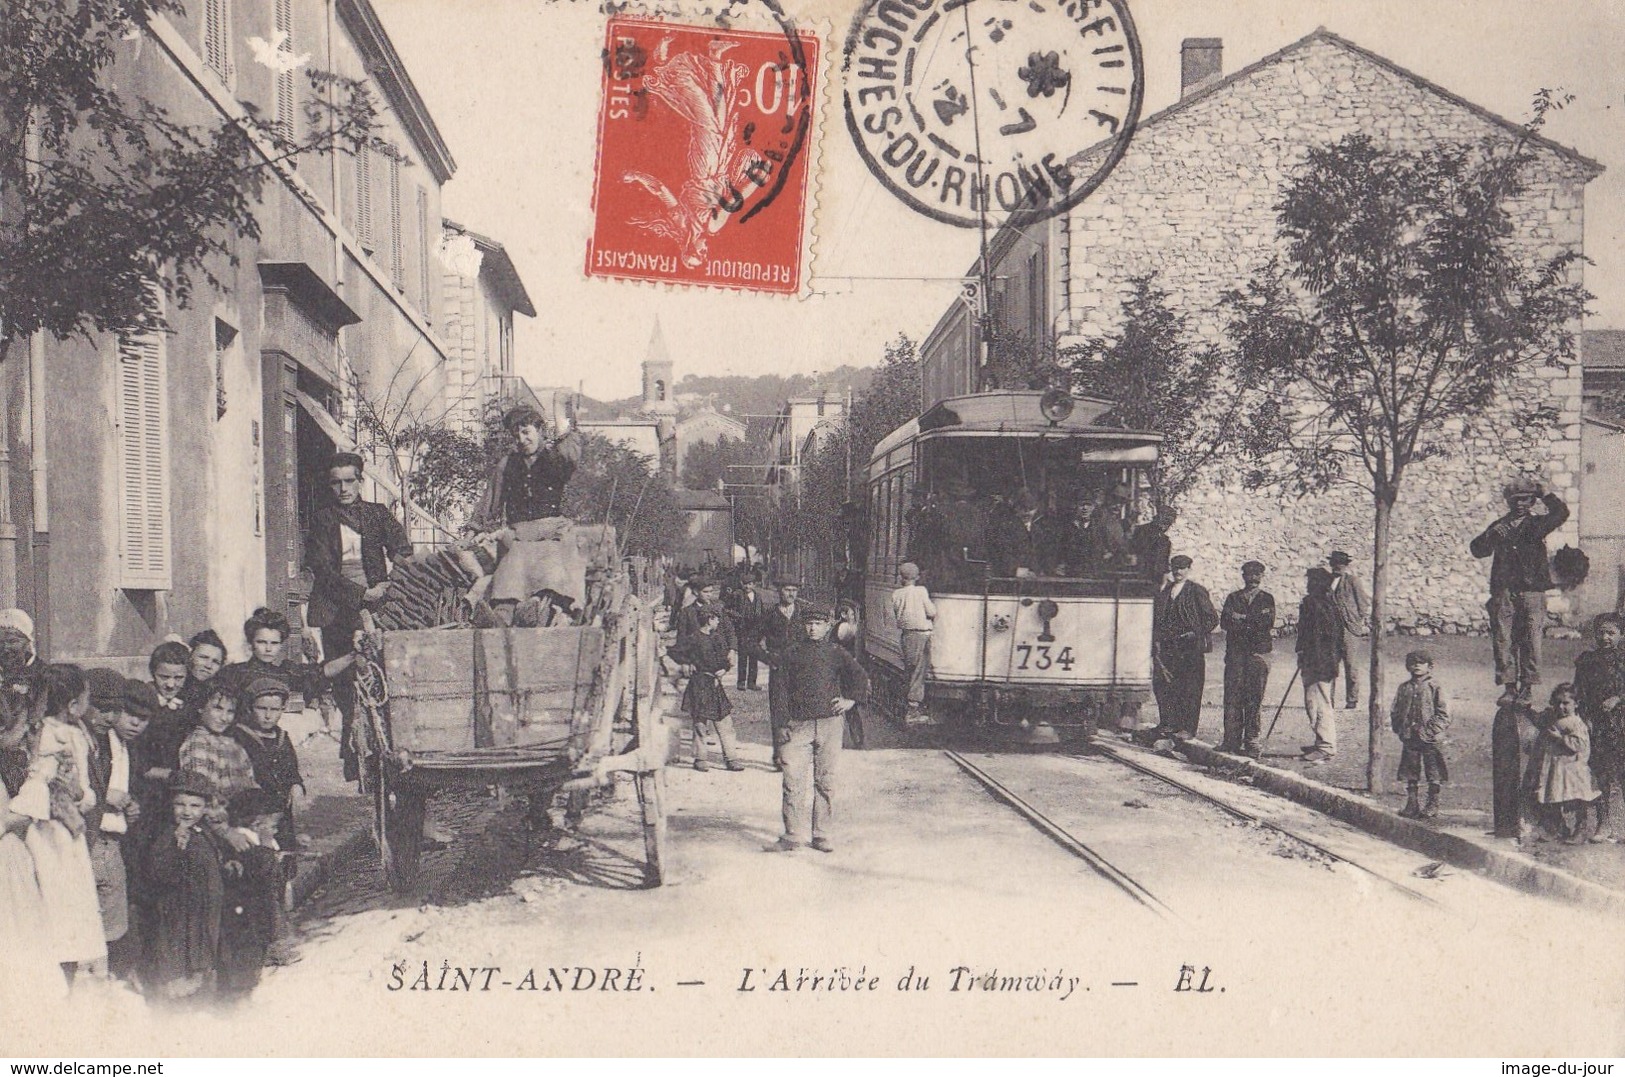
[1054,31,1599,630]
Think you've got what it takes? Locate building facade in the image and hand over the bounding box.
[12,0,456,664]
[439,220,537,433]
[917,29,1598,631]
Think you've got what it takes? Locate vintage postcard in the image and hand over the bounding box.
[5,0,1625,1060]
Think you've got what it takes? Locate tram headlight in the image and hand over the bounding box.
[1039,388,1075,424]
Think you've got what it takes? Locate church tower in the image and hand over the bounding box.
[640,319,677,419]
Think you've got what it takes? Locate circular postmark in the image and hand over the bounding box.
[843,0,1143,229]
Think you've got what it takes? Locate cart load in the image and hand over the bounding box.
[352,522,672,890]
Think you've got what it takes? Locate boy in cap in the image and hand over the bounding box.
[231,677,305,853]
[890,562,937,724]
[1390,650,1451,818]
[1470,478,1570,705]
[144,769,225,1002]
[1219,561,1275,756]
[471,405,583,530]
[767,605,869,853]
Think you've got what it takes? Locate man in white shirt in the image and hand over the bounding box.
[890,562,938,724]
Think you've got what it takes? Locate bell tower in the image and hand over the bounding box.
[640,319,677,418]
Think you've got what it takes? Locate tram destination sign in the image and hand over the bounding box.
[843,0,1144,229]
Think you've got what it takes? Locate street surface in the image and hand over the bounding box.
[20,685,1625,1056]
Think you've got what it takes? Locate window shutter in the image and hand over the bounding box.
[117,332,172,590]
[356,145,373,249]
[274,0,296,145]
[203,0,233,83]
[416,186,430,313]
[389,155,404,287]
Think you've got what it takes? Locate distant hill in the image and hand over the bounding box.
[577,367,876,442]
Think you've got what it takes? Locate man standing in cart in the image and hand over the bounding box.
[306,452,414,783]
[472,405,583,529]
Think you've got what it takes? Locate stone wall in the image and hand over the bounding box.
[1052,32,1594,630]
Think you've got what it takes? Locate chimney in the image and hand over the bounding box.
[1181,38,1223,98]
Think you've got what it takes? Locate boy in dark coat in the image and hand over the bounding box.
[1391,650,1451,818]
[216,788,285,1003]
[767,606,869,854]
[145,770,224,1003]
[231,677,304,853]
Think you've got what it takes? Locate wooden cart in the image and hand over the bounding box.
[350,535,673,891]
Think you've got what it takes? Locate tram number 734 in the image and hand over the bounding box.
[1014,642,1077,672]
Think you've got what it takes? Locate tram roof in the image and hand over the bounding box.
[868,391,1162,465]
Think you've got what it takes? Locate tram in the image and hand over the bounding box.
[861,389,1163,739]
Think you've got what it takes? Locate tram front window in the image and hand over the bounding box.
[912,439,1159,588]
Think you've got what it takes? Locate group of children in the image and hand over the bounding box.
[0,605,342,1006]
[1386,611,1625,842]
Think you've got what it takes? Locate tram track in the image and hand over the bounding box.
[942,749,1176,918]
[1081,738,1442,908]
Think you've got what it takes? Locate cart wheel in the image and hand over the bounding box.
[384,787,427,892]
[636,769,668,888]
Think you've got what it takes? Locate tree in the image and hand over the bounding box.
[1064,273,1249,514]
[681,436,755,492]
[1,0,389,355]
[1224,97,1590,792]
[563,436,684,560]
[986,325,1068,393]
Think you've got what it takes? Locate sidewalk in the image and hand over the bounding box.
[1163,631,1625,899]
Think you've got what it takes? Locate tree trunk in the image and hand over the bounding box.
[1366,484,1396,794]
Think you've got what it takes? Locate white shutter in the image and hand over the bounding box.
[117,333,172,590]
[356,145,373,250]
[416,186,430,313]
[389,154,404,286]
[274,0,296,145]
[203,0,233,83]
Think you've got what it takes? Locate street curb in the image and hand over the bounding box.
[1172,739,1625,917]
[287,821,373,909]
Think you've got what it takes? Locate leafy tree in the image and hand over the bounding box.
[1,0,389,359]
[1064,273,1247,513]
[681,435,755,492]
[1224,98,1590,792]
[563,435,684,560]
[986,325,1068,393]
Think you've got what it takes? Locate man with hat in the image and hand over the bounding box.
[766,603,869,853]
[1470,478,1570,704]
[744,578,807,769]
[1326,551,1369,708]
[890,562,938,724]
[471,405,583,530]
[1219,561,1276,756]
[306,450,413,781]
[1145,554,1218,743]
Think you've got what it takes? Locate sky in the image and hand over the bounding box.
[375,0,1625,400]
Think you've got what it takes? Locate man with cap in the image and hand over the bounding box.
[766,603,870,853]
[1326,551,1370,708]
[471,405,583,530]
[726,568,766,690]
[675,575,736,656]
[1145,554,1218,743]
[890,562,938,724]
[986,490,1043,577]
[1471,478,1570,704]
[745,578,807,769]
[1219,561,1276,756]
[306,451,413,781]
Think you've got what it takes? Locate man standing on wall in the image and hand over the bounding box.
[306,452,413,783]
[1327,550,1369,708]
[1470,478,1570,705]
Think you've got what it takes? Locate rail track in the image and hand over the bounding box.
[944,737,1442,916]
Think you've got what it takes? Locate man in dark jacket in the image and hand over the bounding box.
[727,572,766,690]
[1145,554,1219,742]
[306,452,412,782]
[1327,550,1369,708]
[766,605,869,853]
[1219,560,1275,757]
[745,579,807,769]
[470,406,583,529]
[1470,479,1570,704]
[1296,567,1345,762]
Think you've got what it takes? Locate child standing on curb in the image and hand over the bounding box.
[1390,650,1451,819]
[1529,684,1600,843]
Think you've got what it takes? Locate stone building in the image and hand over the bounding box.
[8,0,458,664]
[917,29,1599,631]
[673,408,748,480]
[439,220,537,433]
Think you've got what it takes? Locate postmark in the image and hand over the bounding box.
[843,0,1144,229]
[586,13,819,294]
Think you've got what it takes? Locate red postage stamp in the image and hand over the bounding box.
[586,16,819,296]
